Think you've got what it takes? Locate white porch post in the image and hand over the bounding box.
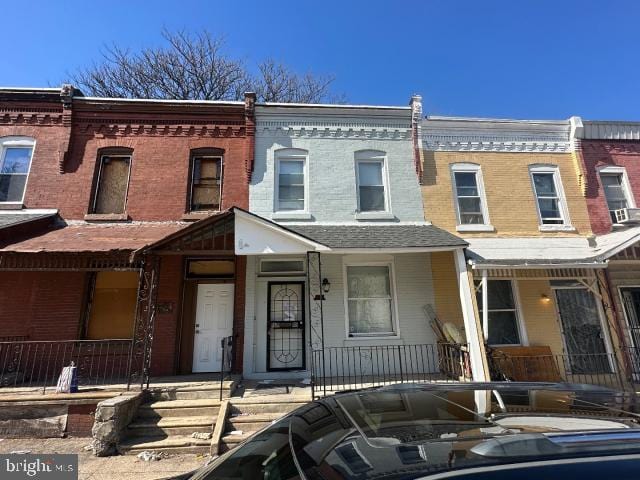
[481,269,489,341]
[454,249,489,381]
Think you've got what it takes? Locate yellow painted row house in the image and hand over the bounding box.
[412,97,632,389]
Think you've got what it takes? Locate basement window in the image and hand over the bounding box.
[93,154,131,214]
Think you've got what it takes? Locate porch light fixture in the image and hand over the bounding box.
[541,293,551,304]
[322,278,331,293]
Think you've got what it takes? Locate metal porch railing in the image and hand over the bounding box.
[0,339,132,393]
[311,343,472,398]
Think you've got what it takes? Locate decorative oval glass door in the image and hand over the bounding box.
[267,282,305,370]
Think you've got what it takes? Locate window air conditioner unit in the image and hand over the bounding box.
[615,208,640,224]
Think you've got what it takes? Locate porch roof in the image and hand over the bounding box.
[287,224,467,250]
[0,221,189,254]
[0,210,58,230]
[466,226,640,268]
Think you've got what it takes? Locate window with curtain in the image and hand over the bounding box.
[475,279,521,345]
[601,173,629,223]
[453,170,485,224]
[531,169,566,225]
[346,265,395,336]
[190,156,222,211]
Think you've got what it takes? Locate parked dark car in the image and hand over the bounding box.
[178,383,640,479]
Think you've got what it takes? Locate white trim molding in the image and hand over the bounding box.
[422,116,573,153]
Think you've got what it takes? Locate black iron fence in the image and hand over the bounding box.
[0,339,132,393]
[490,350,627,391]
[311,343,472,398]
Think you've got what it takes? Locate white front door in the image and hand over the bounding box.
[193,283,234,373]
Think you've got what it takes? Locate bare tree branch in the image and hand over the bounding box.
[70,29,342,103]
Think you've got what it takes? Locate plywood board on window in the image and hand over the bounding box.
[86,271,138,339]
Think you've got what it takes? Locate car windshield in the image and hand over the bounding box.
[192,386,640,480]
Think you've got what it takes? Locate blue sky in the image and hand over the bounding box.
[3,0,639,120]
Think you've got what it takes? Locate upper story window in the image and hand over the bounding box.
[0,137,35,204]
[92,151,132,214]
[190,154,223,211]
[450,163,491,231]
[275,149,307,212]
[355,150,388,213]
[529,165,570,229]
[599,166,635,224]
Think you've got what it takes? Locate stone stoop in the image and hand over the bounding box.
[219,400,307,453]
[118,385,230,455]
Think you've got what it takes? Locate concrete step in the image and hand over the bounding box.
[119,434,211,455]
[127,416,215,437]
[220,432,253,452]
[227,412,283,432]
[137,399,220,418]
[229,401,306,416]
[149,381,236,401]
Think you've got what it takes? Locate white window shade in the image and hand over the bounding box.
[347,265,395,336]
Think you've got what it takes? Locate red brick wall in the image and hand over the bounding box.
[0,271,86,340]
[150,256,184,376]
[58,131,250,220]
[233,256,246,373]
[66,403,96,437]
[579,140,640,234]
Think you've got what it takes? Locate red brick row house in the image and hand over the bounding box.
[576,122,640,380]
[0,86,256,387]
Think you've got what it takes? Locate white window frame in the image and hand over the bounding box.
[450,163,493,232]
[598,165,635,225]
[342,259,400,339]
[476,277,528,347]
[258,257,306,276]
[529,164,573,231]
[92,153,133,214]
[274,148,308,215]
[189,154,223,212]
[354,150,391,216]
[0,136,35,205]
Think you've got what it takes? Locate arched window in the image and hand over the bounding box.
[0,136,35,204]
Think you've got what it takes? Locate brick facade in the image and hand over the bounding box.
[0,88,253,377]
[578,140,640,235]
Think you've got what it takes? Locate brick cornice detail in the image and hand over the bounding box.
[75,121,247,138]
[0,111,64,126]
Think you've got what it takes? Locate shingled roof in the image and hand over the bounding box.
[286,224,467,250]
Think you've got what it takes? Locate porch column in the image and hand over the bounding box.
[481,269,489,341]
[454,249,490,381]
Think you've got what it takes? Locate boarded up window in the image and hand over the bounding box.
[86,271,138,339]
[190,156,222,211]
[187,259,235,278]
[94,155,131,214]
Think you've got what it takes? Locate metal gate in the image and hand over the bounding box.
[267,281,305,371]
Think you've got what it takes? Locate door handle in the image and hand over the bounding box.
[195,330,200,334]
